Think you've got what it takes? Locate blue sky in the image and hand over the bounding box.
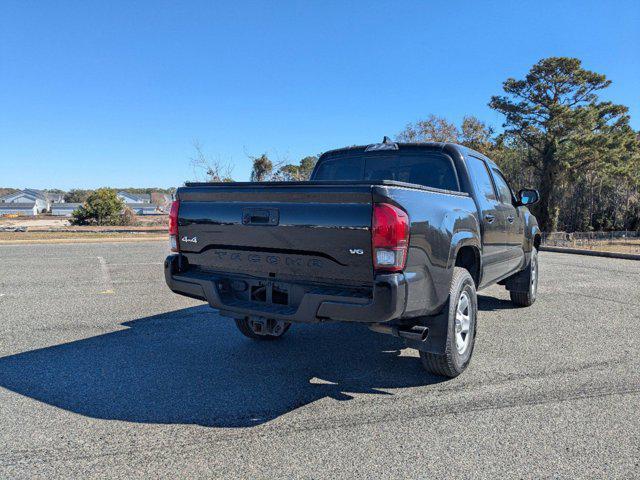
[1,0,639,189]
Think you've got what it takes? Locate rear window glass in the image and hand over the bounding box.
[312,152,459,191]
[312,157,362,181]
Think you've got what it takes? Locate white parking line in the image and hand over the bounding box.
[108,262,163,266]
[97,256,114,294]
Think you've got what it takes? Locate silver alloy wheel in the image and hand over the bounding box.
[454,291,472,354]
[531,257,538,298]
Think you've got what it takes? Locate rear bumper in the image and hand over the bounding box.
[164,254,407,324]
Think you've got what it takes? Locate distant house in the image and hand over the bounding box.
[0,202,38,216]
[51,202,157,216]
[51,203,82,217]
[0,189,164,216]
[117,192,151,204]
[46,192,66,204]
[126,203,158,215]
[156,193,173,212]
[0,189,50,213]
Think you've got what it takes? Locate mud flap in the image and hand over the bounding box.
[504,251,533,293]
[402,307,449,354]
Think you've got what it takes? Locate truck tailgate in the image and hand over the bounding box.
[176,184,374,285]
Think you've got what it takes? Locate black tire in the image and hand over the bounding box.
[420,267,478,378]
[510,247,538,307]
[234,317,291,340]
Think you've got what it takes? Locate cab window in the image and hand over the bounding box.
[491,168,515,204]
[466,156,497,203]
[313,152,460,191]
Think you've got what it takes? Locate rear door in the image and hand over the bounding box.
[176,184,374,285]
[465,156,508,285]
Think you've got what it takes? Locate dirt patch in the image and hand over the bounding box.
[0,217,70,228]
[0,214,169,229]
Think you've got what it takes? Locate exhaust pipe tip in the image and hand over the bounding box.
[397,325,429,342]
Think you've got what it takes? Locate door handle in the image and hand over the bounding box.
[484,214,495,223]
[507,216,514,224]
[242,207,279,225]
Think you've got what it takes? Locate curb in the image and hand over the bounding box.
[0,236,166,246]
[540,245,640,261]
[36,228,166,233]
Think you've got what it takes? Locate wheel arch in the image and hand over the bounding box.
[449,231,482,288]
[521,208,542,253]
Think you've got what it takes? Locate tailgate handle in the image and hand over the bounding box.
[242,208,279,226]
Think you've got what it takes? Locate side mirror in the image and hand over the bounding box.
[517,189,539,206]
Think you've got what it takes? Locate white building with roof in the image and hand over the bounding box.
[0,202,38,216]
[46,192,66,204]
[162,193,173,211]
[0,189,50,213]
[126,203,158,215]
[117,192,151,204]
[51,203,83,217]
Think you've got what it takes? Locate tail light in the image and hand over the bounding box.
[372,203,409,272]
[169,200,180,252]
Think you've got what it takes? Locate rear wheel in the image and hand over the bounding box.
[420,267,477,378]
[510,248,538,307]
[235,317,291,340]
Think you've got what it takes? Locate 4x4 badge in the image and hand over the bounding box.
[181,236,198,244]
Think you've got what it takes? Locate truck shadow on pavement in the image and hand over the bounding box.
[477,295,516,311]
[0,305,457,428]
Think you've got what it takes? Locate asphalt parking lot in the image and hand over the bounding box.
[0,241,638,478]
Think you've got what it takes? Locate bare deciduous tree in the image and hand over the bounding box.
[248,153,275,181]
[190,141,234,182]
[460,116,494,155]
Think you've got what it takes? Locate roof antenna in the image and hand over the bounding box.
[365,136,399,152]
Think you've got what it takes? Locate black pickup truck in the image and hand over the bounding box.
[165,139,541,377]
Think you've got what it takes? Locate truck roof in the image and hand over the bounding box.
[320,141,496,167]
